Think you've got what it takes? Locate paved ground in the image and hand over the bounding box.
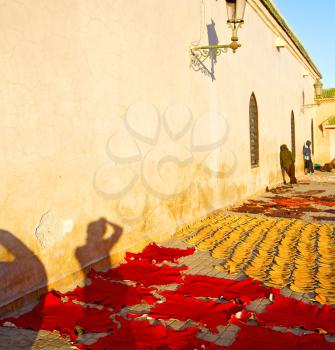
[231,175,335,223]
[0,328,75,350]
[0,173,334,349]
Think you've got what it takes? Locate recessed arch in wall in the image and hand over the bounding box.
[291,111,296,160]
[249,93,259,167]
[311,119,314,155]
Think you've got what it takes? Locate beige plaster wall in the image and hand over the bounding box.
[314,100,335,164]
[0,0,318,309]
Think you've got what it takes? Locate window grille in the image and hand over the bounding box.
[311,119,314,155]
[291,111,296,160]
[249,93,259,167]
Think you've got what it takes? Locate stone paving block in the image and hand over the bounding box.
[162,240,185,249]
[167,320,188,331]
[178,256,196,266]
[213,269,234,280]
[325,335,335,343]
[0,327,74,349]
[290,291,303,301]
[185,262,206,275]
[76,332,108,345]
[127,303,153,314]
[246,298,272,314]
[180,253,198,264]
[215,324,240,347]
[301,293,316,304]
[234,272,248,282]
[194,265,213,276]
[154,283,179,292]
[245,299,261,312]
[165,319,176,327]
[197,330,222,344]
[271,326,313,336]
[280,287,293,298]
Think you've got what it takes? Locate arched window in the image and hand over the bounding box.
[291,111,296,160]
[249,93,259,167]
[311,119,314,154]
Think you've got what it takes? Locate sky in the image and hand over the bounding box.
[274,0,335,88]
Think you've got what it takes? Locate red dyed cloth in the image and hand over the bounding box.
[313,198,335,207]
[3,292,115,341]
[230,322,335,350]
[149,291,241,333]
[313,216,335,222]
[55,276,157,310]
[90,260,188,287]
[125,243,195,263]
[176,274,271,304]
[77,317,210,350]
[257,294,335,334]
[273,197,310,208]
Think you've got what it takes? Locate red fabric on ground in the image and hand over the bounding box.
[149,291,241,333]
[125,243,195,263]
[313,216,335,222]
[229,322,335,350]
[176,274,271,304]
[56,276,157,310]
[273,197,310,208]
[272,195,335,208]
[256,294,335,334]
[315,202,335,207]
[4,292,115,341]
[7,241,335,349]
[89,260,188,287]
[232,194,335,218]
[312,197,335,207]
[77,317,211,350]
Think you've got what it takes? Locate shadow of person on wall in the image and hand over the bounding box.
[75,217,123,274]
[74,218,138,348]
[0,229,48,348]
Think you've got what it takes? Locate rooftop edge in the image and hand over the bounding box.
[260,0,322,79]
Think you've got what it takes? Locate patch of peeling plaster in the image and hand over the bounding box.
[35,211,74,249]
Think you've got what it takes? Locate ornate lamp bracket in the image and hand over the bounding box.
[190,22,243,67]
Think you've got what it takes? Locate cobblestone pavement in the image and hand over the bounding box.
[0,328,75,350]
[0,175,334,349]
[302,171,335,184]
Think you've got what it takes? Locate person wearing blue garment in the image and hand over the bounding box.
[303,140,314,175]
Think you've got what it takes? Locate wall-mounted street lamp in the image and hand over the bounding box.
[314,79,323,99]
[190,0,247,64]
[302,79,323,111]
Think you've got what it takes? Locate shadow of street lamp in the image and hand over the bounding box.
[190,0,247,68]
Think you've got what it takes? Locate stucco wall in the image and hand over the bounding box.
[314,100,335,164]
[0,0,319,309]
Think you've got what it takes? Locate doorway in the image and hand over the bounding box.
[291,111,296,159]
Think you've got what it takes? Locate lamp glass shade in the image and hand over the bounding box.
[235,0,247,22]
[226,0,236,22]
[314,80,323,97]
